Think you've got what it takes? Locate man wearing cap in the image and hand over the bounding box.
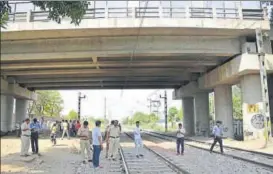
[78,121,92,164]
[20,118,31,157]
[210,120,224,153]
[105,120,114,158]
[107,120,121,160]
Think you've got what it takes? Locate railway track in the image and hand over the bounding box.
[120,133,189,174]
[144,130,273,170]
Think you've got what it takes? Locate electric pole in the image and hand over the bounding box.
[160,90,168,132]
[256,28,271,147]
[104,97,107,124]
[78,92,86,120]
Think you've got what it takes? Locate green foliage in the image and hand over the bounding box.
[177,108,183,121]
[209,93,215,120]
[126,112,160,126]
[168,107,178,128]
[28,90,64,118]
[0,1,11,28]
[65,109,78,120]
[232,85,242,120]
[32,1,89,25]
[0,1,89,28]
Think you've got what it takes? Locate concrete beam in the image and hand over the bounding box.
[0,78,36,100]
[1,68,205,77]
[173,81,212,99]
[2,18,269,35]
[198,53,273,89]
[0,60,218,70]
[25,82,182,88]
[1,36,240,57]
[16,75,192,84]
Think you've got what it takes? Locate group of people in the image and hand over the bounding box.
[175,120,224,155]
[20,118,42,157]
[54,120,82,139]
[77,119,145,170]
[20,116,224,170]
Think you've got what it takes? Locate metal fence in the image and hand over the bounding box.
[7,6,267,23]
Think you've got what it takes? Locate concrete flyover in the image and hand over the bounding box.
[1,2,272,140]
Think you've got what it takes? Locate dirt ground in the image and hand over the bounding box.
[1,135,84,174]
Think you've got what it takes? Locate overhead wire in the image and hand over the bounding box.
[120,0,150,98]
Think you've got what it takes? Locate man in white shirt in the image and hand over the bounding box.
[61,120,70,140]
[92,120,103,169]
[176,123,185,155]
[210,121,224,153]
[134,121,144,158]
[78,121,92,164]
[21,118,31,157]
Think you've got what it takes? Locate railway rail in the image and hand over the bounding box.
[121,132,189,174]
[144,130,273,170]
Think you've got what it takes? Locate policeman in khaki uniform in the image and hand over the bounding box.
[21,118,31,157]
[77,121,92,164]
[105,120,115,158]
[107,120,121,160]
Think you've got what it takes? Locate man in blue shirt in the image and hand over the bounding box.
[30,118,41,155]
[209,120,224,153]
[92,120,103,169]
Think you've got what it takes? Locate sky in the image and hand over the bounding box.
[59,89,181,121]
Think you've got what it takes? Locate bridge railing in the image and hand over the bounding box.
[7,6,267,23]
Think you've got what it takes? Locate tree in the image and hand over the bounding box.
[65,109,78,120]
[177,108,183,122]
[28,90,64,117]
[126,112,160,126]
[0,1,11,29]
[209,93,215,120]
[168,107,178,128]
[232,85,242,120]
[0,1,89,28]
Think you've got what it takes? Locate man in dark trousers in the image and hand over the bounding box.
[30,118,41,155]
[176,123,185,155]
[210,120,224,153]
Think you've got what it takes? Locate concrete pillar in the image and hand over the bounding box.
[241,74,263,140]
[182,97,194,136]
[15,99,28,124]
[194,92,210,136]
[214,85,234,138]
[1,95,15,132]
[268,74,273,136]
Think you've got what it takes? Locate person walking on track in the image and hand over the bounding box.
[30,118,41,155]
[210,120,224,153]
[20,118,31,157]
[61,120,70,140]
[134,121,144,158]
[107,120,121,160]
[92,120,103,169]
[176,123,185,155]
[78,121,92,164]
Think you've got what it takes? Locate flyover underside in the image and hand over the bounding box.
[1,32,240,90]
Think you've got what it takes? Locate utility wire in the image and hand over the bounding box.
[120,1,150,98]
